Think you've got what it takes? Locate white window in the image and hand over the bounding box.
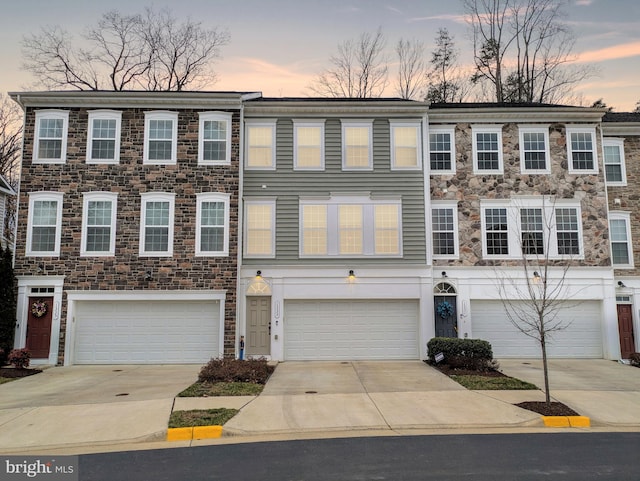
[81,192,117,256]
[196,193,230,256]
[342,121,373,170]
[609,212,633,268]
[246,120,276,169]
[26,192,63,256]
[139,193,175,256]
[33,110,69,164]
[299,196,402,257]
[566,126,598,173]
[472,125,503,174]
[431,202,459,258]
[519,126,550,173]
[429,126,456,174]
[198,112,232,165]
[391,121,421,170]
[294,121,324,170]
[480,199,583,259]
[244,199,276,258]
[603,138,626,185]
[87,110,121,164]
[144,111,178,165]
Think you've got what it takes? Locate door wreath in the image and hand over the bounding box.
[31,299,48,318]
[436,300,454,319]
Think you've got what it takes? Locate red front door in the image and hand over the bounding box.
[617,304,635,359]
[26,297,53,359]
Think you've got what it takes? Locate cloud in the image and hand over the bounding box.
[407,14,467,24]
[576,41,640,63]
[574,0,593,5]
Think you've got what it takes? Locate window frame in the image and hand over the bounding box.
[603,138,626,186]
[293,120,325,171]
[472,125,504,174]
[195,192,230,257]
[245,120,277,170]
[299,195,402,258]
[81,192,117,257]
[86,110,122,164]
[198,111,232,166]
[33,110,69,164]
[390,120,422,170]
[244,198,276,258]
[519,125,551,174]
[26,192,64,257]
[428,126,456,174]
[139,192,175,257]
[431,201,459,259]
[341,120,374,171]
[609,211,634,269]
[566,126,598,174]
[143,111,178,165]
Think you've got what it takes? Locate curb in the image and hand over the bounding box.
[542,416,590,428]
[166,425,223,441]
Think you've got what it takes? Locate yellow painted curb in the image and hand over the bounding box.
[542,416,590,428]
[167,426,223,441]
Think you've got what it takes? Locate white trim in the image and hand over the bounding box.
[472,124,504,175]
[245,119,277,170]
[143,111,178,165]
[341,120,374,171]
[80,192,118,257]
[428,125,456,175]
[244,198,276,258]
[33,110,69,164]
[431,200,459,260]
[390,120,422,170]
[603,138,627,186]
[293,120,325,171]
[139,192,175,257]
[566,125,599,174]
[518,125,551,174]
[26,192,64,257]
[195,192,230,257]
[198,111,232,166]
[609,211,634,269]
[86,110,122,164]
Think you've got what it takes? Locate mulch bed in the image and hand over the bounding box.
[0,367,43,379]
[516,401,579,416]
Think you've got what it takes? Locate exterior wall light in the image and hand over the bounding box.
[441,271,447,278]
[144,270,153,281]
[618,281,626,288]
[256,270,262,279]
[348,270,355,280]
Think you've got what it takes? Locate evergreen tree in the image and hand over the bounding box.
[0,246,16,365]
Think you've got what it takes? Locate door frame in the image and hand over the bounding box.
[433,281,458,339]
[246,296,271,356]
[616,300,636,359]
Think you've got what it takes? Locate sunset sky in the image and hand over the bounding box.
[1,0,639,110]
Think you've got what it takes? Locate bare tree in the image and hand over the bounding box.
[309,28,388,98]
[425,28,470,103]
[0,94,22,244]
[22,7,229,91]
[633,100,640,113]
[464,0,593,103]
[496,198,578,406]
[395,38,427,100]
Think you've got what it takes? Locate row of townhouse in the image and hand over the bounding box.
[7,91,639,366]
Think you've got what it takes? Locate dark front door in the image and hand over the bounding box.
[26,297,53,358]
[434,296,457,338]
[617,304,635,359]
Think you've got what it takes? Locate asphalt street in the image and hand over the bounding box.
[79,432,640,481]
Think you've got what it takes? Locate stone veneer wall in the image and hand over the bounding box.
[16,107,241,362]
[607,135,640,277]
[431,122,611,267]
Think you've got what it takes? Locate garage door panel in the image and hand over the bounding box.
[74,299,220,364]
[284,299,418,360]
[471,300,602,358]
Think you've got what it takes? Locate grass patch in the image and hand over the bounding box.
[450,374,538,390]
[168,408,238,428]
[178,381,264,397]
[0,377,15,385]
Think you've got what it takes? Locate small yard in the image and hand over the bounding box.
[169,408,238,428]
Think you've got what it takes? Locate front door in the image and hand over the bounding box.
[617,304,635,359]
[247,297,271,356]
[434,296,457,338]
[26,297,53,358]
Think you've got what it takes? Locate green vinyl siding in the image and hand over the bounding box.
[243,117,427,265]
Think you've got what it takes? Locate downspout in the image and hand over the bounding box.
[235,100,246,359]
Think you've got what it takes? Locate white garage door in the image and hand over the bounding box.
[284,299,419,360]
[74,300,221,364]
[471,300,603,358]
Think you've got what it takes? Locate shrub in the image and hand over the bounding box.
[427,337,495,371]
[630,353,640,368]
[198,357,275,384]
[8,348,31,369]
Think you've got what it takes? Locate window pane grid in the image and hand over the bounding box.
[555,208,580,255]
[203,120,227,162]
[246,204,273,255]
[393,127,418,167]
[374,205,399,254]
[476,132,500,170]
[200,202,224,253]
[302,205,327,255]
[248,126,273,167]
[432,208,455,256]
[570,132,594,170]
[485,208,508,255]
[296,126,322,168]
[604,145,622,182]
[86,200,112,253]
[523,132,547,170]
[339,205,363,254]
[344,127,370,168]
[520,208,544,255]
